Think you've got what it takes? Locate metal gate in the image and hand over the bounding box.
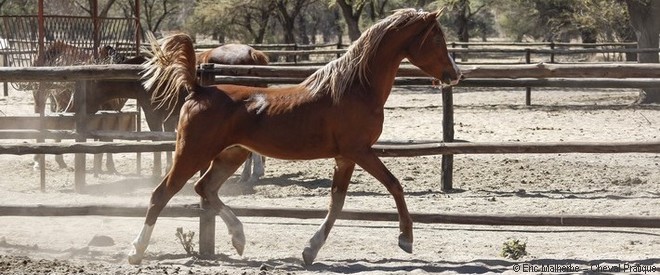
[0,15,140,91]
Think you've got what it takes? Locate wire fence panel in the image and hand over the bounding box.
[0,15,138,91]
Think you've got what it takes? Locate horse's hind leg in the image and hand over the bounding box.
[302,157,355,265]
[194,146,250,255]
[105,153,117,174]
[240,152,265,183]
[239,152,253,183]
[54,138,67,169]
[128,153,211,265]
[251,153,265,181]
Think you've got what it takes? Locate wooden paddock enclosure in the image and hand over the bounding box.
[0,62,659,256]
[0,111,137,191]
[193,41,656,65]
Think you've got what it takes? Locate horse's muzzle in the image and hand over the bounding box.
[440,71,463,86]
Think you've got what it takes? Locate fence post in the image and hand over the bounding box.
[200,63,215,85]
[2,54,8,96]
[550,42,555,63]
[197,63,216,257]
[74,80,88,192]
[441,85,454,191]
[199,198,216,257]
[525,49,532,106]
[38,102,46,192]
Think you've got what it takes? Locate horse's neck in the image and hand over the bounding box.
[361,49,405,106]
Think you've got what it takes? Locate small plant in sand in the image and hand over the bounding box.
[175,227,196,256]
[501,239,527,260]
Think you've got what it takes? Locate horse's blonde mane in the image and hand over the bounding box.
[301,9,432,103]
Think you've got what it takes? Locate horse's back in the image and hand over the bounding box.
[200,44,268,65]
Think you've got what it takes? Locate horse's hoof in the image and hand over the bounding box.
[231,232,245,256]
[302,247,316,266]
[127,253,143,265]
[398,234,413,254]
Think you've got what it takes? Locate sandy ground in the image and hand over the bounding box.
[0,85,659,274]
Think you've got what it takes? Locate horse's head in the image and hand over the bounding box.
[403,9,461,86]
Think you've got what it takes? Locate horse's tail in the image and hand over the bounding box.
[250,49,269,65]
[141,32,198,117]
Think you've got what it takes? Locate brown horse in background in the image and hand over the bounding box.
[196,43,269,66]
[35,43,268,178]
[104,44,272,179]
[129,9,461,265]
[31,43,129,172]
[196,44,270,182]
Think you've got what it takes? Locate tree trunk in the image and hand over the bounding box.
[336,0,362,42]
[455,0,470,61]
[625,0,660,104]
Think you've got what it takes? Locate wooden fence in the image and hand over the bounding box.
[208,41,654,65]
[2,63,660,185]
[0,62,659,255]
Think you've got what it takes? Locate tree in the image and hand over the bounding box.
[273,0,316,44]
[75,0,118,17]
[0,0,37,16]
[333,0,367,42]
[298,1,340,44]
[118,0,181,34]
[441,0,492,43]
[187,0,273,44]
[624,0,660,104]
[492,0,539,41]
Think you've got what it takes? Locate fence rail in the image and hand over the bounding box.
[1,204,659,228]
[1,140,659,156]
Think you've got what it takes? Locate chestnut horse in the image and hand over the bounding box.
[196,44,270,182]
[128,9,461,265]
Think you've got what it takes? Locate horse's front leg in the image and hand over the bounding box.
[128,156,207,264]
[348,150,413,253]
[302,157,355,265]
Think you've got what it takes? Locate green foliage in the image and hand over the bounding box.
[433,0,497,41]
[0,0,39,15]
[572,0,634,42]
[492,0,539,41]
[0,0,640,46]
[501,239,527,260]
[492,0,633,42]
[185,0,234,41]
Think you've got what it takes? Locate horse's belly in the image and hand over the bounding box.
[240,133,338,160]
